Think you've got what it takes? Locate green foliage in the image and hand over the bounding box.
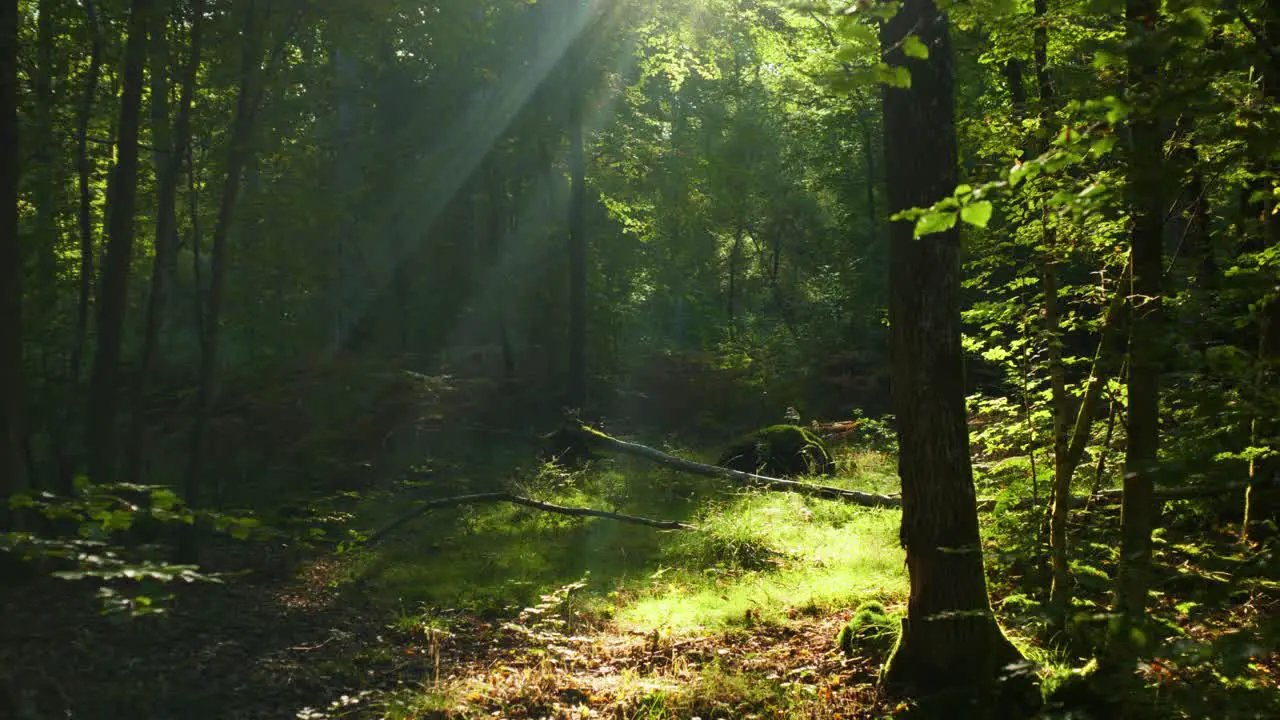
[1,482,260,615]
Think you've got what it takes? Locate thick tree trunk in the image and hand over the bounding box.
[876,1,1026,704]
[567,89,588,410]
[0,0,25,528]
[178,1,260,564]
[86,0,154,484]
[1111,0,1164,663]
[126,0,202,483]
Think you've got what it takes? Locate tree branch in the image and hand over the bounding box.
[366,492,693,545]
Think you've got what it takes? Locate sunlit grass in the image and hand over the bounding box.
[609,491,905,633]
[348,444,905,636]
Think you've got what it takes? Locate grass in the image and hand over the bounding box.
[613,493,905,633]
[346,446,905,634]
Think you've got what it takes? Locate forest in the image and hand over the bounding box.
[0,0,1278,717]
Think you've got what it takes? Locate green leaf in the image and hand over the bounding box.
[960,201,994,228]
[1089,136,1117,158]
[903,35,929,59]
[874,63,912,88]
[914,210,958,237]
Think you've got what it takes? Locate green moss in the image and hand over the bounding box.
[718,424,835,477]
[836,600,898,659]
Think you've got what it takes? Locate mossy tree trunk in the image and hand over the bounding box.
[877,0,1026,703]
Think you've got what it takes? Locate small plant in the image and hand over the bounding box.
[501,575,592,664]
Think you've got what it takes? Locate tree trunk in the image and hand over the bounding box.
[1111,0,1164,663]
[33,0,58,327]
[178,0,260,564]
[69,0,103,392]
[1244,2,1280,543]
[126,0,202,483]
[566,84,588,410]
[727,227,741,340]
[0,0,25,528]
[877,0,1027,705]
[1034,0,1075,620]
[85,0,154,485]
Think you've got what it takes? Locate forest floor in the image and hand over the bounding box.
[3,438,1279,719]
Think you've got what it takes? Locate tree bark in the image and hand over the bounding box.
[85,0,154,484]
[876,1,1026,702]
[178,0,260,563]
[0,0,25,528]
[1111,0,1164,664]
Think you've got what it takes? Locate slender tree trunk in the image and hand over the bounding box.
[0,0,26,528]
[1244,4,1280,542]
[860,109,878,236]
[1111,0,1164,664]
[69,0,103,392]
[566,84,588,410]
[1033,0,1075,618]
[178,0,260,563]
[86,0,154,485]
[877,0,1026,704]
[126,0,202,483]
[727,227,742,340]
[33,0,58,326]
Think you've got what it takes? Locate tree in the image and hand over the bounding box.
[85,0,154,485]
[1109,0,1164,664]
[1243,0,1280,544]
[127,0,204,484]
[877,0,1028,706]
[0,0,23,529]
[178,0,264,564]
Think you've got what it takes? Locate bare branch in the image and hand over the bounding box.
[367,492,693,545]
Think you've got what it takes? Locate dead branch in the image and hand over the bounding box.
[567,424,902,509]
[367,492,694,545]
[568,423,1247,515]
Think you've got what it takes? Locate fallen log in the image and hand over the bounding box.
[367,492,694,545]
[567,424,902,509]
[569,423,1249,515]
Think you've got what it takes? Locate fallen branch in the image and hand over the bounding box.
[568,424,902,509]
[367,492,694,545]
[569,423,1248,515]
